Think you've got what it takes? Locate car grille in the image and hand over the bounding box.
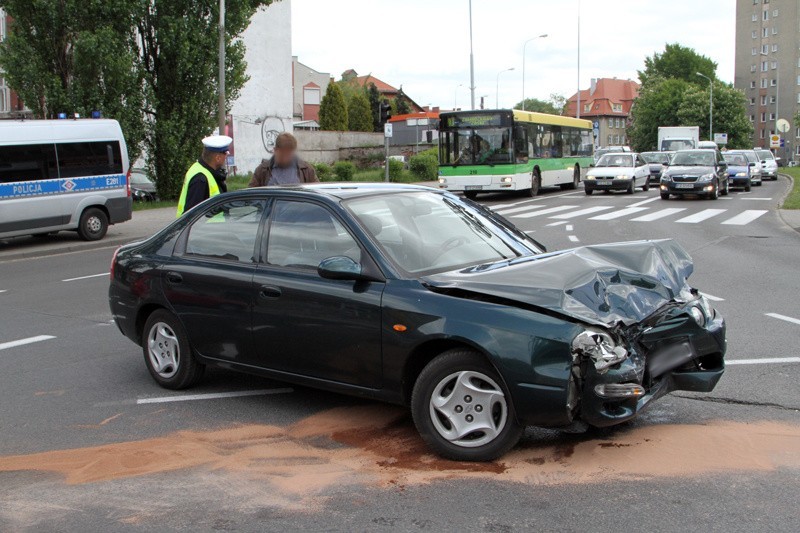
[671,175,698,183]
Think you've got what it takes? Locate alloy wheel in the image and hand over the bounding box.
[147,322,181,379]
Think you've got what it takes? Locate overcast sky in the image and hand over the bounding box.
[291,0,735,110]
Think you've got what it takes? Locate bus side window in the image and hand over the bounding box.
[0,144,58,183]
[513,125,528,162]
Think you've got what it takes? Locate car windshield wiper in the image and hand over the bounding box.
[443,199,518,260]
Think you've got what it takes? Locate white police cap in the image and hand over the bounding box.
[202,135,233,153]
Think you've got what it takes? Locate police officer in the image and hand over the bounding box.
[176,135,232,217]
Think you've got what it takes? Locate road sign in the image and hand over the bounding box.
[777,118,790,133]
[384,123,393,138]
[593,121,599,128]
[770,134,781,149]
[713,133,728,145]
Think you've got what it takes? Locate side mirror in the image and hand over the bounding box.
[761,160,768,165]
[318,256,368,281]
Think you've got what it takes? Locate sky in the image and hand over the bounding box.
[291,0,736,110]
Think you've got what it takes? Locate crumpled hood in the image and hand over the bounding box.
[422,239,693,327]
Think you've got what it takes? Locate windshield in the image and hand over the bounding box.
[345,192,533,275]
[723,154,747,166]
[641,152,669,164]
[596,154,634,167]
[130,171,152,185]
[440,127,513,166]
[662,139,695,151]
[671,151,716,166]
[756,150,775,161]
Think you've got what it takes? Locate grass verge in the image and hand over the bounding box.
[780,168,800,209]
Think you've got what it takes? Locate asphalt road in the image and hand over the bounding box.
[0,178,799,532]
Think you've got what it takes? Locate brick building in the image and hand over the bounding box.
[565,78,639,148]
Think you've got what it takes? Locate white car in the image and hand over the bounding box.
[754,149,779,180]
[584,153,651,195]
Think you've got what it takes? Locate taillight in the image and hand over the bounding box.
[126,169,131,197]
[110,247,120,280]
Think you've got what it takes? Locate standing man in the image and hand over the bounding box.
[176,135,232,217]
[249,132,318,187]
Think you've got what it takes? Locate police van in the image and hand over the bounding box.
[0,119,131,241]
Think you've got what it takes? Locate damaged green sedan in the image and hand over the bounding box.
[110,185,725,462]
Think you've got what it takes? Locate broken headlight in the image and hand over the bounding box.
[572,329,629,374]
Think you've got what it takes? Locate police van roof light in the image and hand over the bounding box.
[57,113,67,120]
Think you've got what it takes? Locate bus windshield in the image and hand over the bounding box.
[440,127,513,166]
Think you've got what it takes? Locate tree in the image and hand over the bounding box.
[513,98,560,115]
[366,83,382,132]
[639,43,717,86]
[347,92,373,132]
[395,88,412,115]
[319,82,348,131]
[0,1,146,160]
[677,82,753,149]
[628,78,691,151]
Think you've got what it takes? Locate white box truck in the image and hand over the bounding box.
[658,126,700,152]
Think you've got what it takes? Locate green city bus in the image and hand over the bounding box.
[437,109,594,199]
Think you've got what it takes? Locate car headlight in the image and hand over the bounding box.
[572,329,629,373]
[689,306,705,326]
[500,176,512,183]
[438,178,447,184]
[698,173,715,182]
[616,175,632,180]
[585,175,595,180]
[661,174,672,182]
[735,172,747,177]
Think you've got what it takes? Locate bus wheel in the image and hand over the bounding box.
[77,207,109,241]
[562,165,580,190]
[527,171,541,197]
[464,191,479,201]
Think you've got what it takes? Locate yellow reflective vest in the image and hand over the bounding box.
[176,161,221,217]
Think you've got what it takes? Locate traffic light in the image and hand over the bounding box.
[380,101,392,124]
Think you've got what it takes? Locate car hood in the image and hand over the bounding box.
[664,165,714,176]
[588,166,635,177]
[726,165,748,173]
[422,239,693,328]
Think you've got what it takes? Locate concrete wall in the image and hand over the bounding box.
[230,0,293,173]
[294,130,427,164]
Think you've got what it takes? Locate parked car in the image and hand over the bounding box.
[660,149,730,200]
[130,169,158,202]
[724,151,762,188]
[584,152,650,195]
[641,151,672,182]
[109,184,726,461]
[754,149,779,180]
[593,146,631,164]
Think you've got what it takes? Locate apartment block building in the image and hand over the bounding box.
[565,78,639,148]
[734,0,799,157]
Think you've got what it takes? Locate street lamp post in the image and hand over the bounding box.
[469,0,476,110]
[696,72,713,141]
[218,0,226,135]
[576,0,581,119]
[496,68,515,109]
[454,84,464,110]
[522,34,548,111]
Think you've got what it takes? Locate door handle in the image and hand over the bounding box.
[258,285,282,300]
[166,272,183,284]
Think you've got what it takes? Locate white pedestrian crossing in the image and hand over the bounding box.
[588,207,649,220]
[494,204,545,216]
[550,206,614,219]
[515,205,580,219]
[630,208,687,221]
[721,210,768,225]
[675,209,727,224]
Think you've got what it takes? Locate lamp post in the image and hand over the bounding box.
[761,51,780,152]
[496,67,515,109]
[218,0,226,135]
[469,0,476,110]
[522,34,548,111]
[454,83,464,110]
[696,72,713,141]
[576,0,581,118]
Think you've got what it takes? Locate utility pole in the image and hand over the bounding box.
[576,0,581,119]
[469,0,476,110]
[696,72,713,141]
[217,0,226,135]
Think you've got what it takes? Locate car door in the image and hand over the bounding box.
[162,198,266,363]
[249,198,385,388]
[635,155,648,186]
[716,151,728,188]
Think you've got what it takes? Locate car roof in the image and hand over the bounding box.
[226,182,440,200]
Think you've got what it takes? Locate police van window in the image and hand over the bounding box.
[0,144,58,183]
[184,199,265,263]
[56,141,123,179]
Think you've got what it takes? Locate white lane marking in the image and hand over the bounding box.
[495,204,546,216]
[136,388,294,405]
[627,196,661,207]
[546,221,569,227]
[721,210,768,225]
[565,224,573,231]
[630,208,687,221]
[765,313,800,326]
[485,190,581,209]
[568,235,580,242]
[0,290,6,294]
[727,357,800,365]
[701,293,725,302]
[0,335,56,351]
[516,205,579,219]
[62,272,108,282]
[741,197,772,200]
[675,209,727,224]
[588,207,649,220]
[550,206,614,219]
[524,230,536,234]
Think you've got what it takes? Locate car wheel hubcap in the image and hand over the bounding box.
[429,370,507,448]
[87,216,102,234]
[147,322,180,378]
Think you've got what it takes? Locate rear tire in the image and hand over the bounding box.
[527,170,541,197]
[142,309,205,390]
[77,207,108,241]
[411,349,523,462]
[721,179,729,196]
[643,179,650,192]
[563,166,580,190]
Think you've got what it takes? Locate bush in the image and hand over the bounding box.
[333,161,356,181]
[409,154,438,181]
[388,159,404,181]
[314,162,333,181]
[419,146,439,159]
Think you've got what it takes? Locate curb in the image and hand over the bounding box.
[0,235,147,262]
[776,173,800,235]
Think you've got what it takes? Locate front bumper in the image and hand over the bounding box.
[728,175,751,187]
[579,308,726,428]
[584,178,632,191]
[660,180,715,195]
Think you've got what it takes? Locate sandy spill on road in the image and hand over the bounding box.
[1,405,799,497]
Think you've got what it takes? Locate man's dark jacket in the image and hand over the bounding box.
[249,157,319,187]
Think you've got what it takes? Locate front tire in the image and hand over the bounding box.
[464,191,479,201]
[660,192,670,200]
[411,349,523,462]
[745,180,752,192]
[585,189,593,196]
[77,207,108,241]
[627,180,635,194]
[142,309,205,390]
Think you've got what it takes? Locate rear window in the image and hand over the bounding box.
[756,150,775,161]
[0,144,58,183]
